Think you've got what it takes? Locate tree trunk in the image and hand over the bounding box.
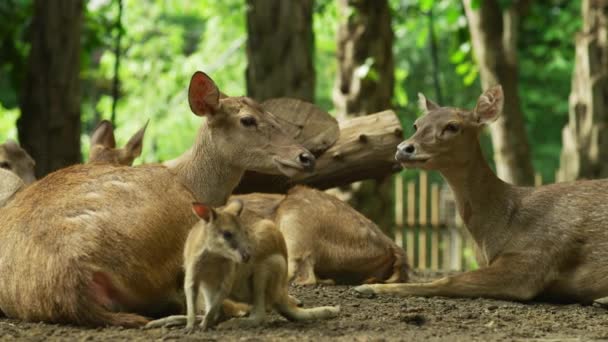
[332,0,395,233]
[463,0,534,185]
[245,0,315,102]
[235,110,403,194]
[559,0,608,181]
[18,0,83,178]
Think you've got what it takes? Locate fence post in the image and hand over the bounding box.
[418,172,428,270]
[407,181,416,267]
[430,183,440,270]
[394,174,404,248]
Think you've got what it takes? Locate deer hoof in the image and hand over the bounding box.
[353,285,377,298]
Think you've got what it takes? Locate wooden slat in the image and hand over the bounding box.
[430,184,440,270]
[394,175,404,248]
[418,173,428,269]
[406,181,416,267]
[534,173,542,187]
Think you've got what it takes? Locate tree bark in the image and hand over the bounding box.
[235,110,403,194]
[559,0,608,181]
[18,0,83,178]
[332,0,395,232]
[245,0,315,102]
[463,0,534,185]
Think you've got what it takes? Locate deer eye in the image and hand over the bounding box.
[413,124,418,132]
[240,116,257,127]
[444,123,459,134]
[0,161,11,170]
[223,231,233,240]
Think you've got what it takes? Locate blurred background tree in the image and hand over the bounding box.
[0,0,585,229]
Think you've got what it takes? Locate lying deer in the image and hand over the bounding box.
[355,85,608,304]
[0,71,315,327]
[235,186,409,285]
[89,120,148,165]
[146,200,340,331]
[0,140,36,206]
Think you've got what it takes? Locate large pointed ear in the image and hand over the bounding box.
[125,120,149,159]
[188,71,220,116]
[91,120,116,148]
[223,199,244,216]
[472,85,504,125]
[417,93,440,113]
[192,202,216,222]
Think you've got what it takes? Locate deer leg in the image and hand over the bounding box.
[291,255,318,286]
[354,255,549,302]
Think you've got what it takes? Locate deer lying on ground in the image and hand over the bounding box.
[89,120,148,165]
[146,200,340,331]
[0,71,316,327]
[0,140,36,207]
[234,186,409,285]
[355,85,608,304]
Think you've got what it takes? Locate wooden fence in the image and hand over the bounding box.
[393,171,546,271]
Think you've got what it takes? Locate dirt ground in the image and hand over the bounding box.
[1,271,608,342]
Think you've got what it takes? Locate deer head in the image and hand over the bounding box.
[396,85,503,170]
[89,120,148,166]
[0,140,36,185]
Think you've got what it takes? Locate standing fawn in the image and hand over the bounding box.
[235,186,409,285]
[146,200,340,332]
[0,140,36,207]
[0,71,315,327]
[355,85,608,304]
[89,120,148,166]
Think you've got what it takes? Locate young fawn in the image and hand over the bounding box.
[0,140,36,206]
[234,186,409,285]
[0,71,315,327]
[356,85,608,304]
[146,200,340,331]
[89,120,148,165]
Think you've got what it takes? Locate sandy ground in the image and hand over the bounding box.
[1,272,608,341]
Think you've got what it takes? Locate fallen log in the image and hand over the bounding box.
[234,110,404,194]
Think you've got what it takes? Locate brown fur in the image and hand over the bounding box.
[355,86,608,304]
[146,201,339,331]
[234,186,409,285]
[0,71,314,327]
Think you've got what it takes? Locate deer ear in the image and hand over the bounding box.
[473,85,504,125]
[125,120,148,159]
[417,93,440,113]
[224,199,244,216]
[91,120,116,148]
[188,71,220,116]
[192,202,215,222]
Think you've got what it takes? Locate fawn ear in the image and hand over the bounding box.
[91,120,116,148]
[192,202,216,222]
[418,93,440,113]
[125,120,148,159]
[188,71,220,116]
[472,85,504,125]
[224,199,244,216]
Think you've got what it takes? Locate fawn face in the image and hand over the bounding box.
[189,72,315,177]
[0,140,36,185]
[192,200,252,263]
[396,85,504,170]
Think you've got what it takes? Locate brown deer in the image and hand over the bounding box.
[0,140,36,207]
[0,71,315,327]
[355,85,608,304]
[89,120,148,166]
[146,200,339,332]
[234,186,409,285]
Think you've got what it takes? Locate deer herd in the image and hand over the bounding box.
[0,71,606,332]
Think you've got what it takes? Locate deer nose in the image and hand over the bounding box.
[298,152,315,172]
[396,143,416,162]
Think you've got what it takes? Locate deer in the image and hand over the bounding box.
[234,186,409,285]
[146,200,340,332]
[0,140,36,207]
[89,120,148,166]
[354,85,608,305]
[0,71,316,327]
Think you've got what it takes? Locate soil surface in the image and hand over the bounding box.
[1,271,608,341]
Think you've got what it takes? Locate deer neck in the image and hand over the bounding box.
[438,142,514,254]
[170,125,244,206]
